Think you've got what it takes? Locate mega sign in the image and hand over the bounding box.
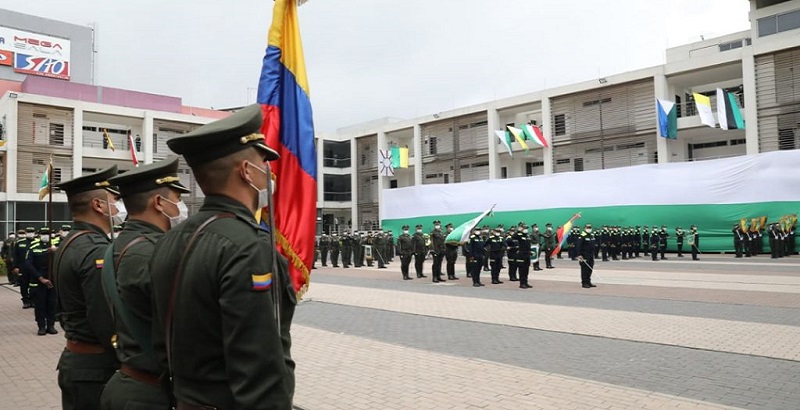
[0,26,71,80]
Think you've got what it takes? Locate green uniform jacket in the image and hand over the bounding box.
[150,195,296,410]
[110,219,164,375]
[53,221,117,351]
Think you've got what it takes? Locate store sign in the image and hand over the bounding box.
[0,26,71,80]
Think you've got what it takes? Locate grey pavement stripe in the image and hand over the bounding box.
[292,325,731,410]
[295,302,800,410]
[310,274,800,327]
[307,283,800,361]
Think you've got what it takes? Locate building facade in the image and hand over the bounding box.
[317,0,800,233]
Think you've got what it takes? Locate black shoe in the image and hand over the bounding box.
[693,258,699,261]
[491,280,500,284]
[439,277,446,282]
[510,277,519,281]
[433,278,440,283]
[466,273,472,278]
[524,284,532,288]
[451,276,460,280]
[534,267,543,271]
[678,255,684,257]
[419,275,427,278]
[46,326,58,335]
[589,284,597,287]
[478,283,485,287]
[37,327,46,336]
[473,283,482,287]
[582,284,592,288]
[22,302,32,309]
[546,266,554,269]
[483,268,490,272]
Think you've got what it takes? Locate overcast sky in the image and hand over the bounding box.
[1,0,751,132]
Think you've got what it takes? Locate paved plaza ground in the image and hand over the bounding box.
[1,253,799,409]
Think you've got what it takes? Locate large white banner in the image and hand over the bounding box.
[0,26,71,80]
[384,150,800,220]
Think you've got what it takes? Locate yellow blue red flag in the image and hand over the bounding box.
[257,0,316,297]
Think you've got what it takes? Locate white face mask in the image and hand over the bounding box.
[416,229,422,233]
[112,232,120,239]
[161,196,189,229]
[9,234,15,239]
[434,225,441,230]
[245,161,272,210]
[402,230,409,234]
[586,229,593,233]
[447,227,453,232]
[534,227,539,232]
[40,235,50,242]
[26,233,34,239]
[60,231,69,238]
[101,199,127,225]
[522,229,529,234]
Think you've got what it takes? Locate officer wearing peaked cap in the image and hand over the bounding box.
[430,220,446,283]
[26,227,58,336]
[397,224,414,280]
[411,224,427,278]
[52,165,123,410]
[100,158,191,410]
[149,104,296,409]
[443,223,459,280]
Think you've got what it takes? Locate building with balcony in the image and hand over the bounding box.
[316,0,800,233]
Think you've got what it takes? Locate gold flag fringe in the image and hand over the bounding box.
[276,229,311,299]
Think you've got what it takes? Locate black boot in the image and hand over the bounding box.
[46,325,58,335]
[37,326,46,336]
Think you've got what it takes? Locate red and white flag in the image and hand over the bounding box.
[128,130,139,167]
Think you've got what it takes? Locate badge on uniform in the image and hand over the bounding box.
[95,259,104,269]
[251,273,273,291]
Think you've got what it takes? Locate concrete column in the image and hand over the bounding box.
[6,98,19,195]
[377,131,386,223]
[487,108,500,179]
[413,124,422,185]
[350,136,358,230]
[654,72,670,164]
[142,113,154,165]
[316,137,324,209]
[72,107,83,180]
[742,47,759,155]
[541,97,554,174]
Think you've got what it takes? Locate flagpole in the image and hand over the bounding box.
[47,157,53,234]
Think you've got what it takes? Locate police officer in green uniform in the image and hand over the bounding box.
[542,223,556,269]
[397,225,413,280]
[329,233,340,267]
[2,231,16,285]
[99,158,191,410]
[412,224,427,278]
[15,227,36,308]
[150,104,296,409]
[25,227,59,335]
[575,224,597,288]
[53,165,123,410]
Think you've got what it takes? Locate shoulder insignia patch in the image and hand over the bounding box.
[95,259,104,269]
[251,273,273,291]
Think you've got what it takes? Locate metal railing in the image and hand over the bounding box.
[323,191,352,202]
[323,157,351,168]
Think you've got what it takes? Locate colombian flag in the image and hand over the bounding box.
[257,0,316,297]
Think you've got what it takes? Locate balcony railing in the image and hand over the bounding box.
[323,157,351,168]
[323,191,351,202]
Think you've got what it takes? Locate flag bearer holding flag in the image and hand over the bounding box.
[151,105,297,409]
[575,224,598,289]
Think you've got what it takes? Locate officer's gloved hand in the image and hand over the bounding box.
[578,255,585,262]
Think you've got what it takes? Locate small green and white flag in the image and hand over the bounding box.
[38,160,52,201]
[445,205,495,245]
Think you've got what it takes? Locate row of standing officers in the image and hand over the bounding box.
[33,105,295,410]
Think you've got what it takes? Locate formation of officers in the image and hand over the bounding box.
[317,230,395,269]
[0,105,296,410]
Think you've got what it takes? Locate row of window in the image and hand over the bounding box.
[759,8,800,37]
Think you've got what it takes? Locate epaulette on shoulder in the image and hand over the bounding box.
[87,232,111,245]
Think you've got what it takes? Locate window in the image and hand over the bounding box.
[574,158,584,172]
[82,126,97,132]
[49,123,65,145]
[692,140,728,149]
[778,129,796,150]
[429,137,437,155]
[758,9,800,37]
[390,180,398,189]
[525,161,544,176]
[582,97,611,107]
[153,133,158,153]
[501,167,507,179]
[554,114,566,136]
[556,158,570,165]
[730,139,747,146]
[52,167,63,184]
[718,40,743,52]
[443,174,449,184]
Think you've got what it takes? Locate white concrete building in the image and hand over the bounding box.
[316,0,800,234]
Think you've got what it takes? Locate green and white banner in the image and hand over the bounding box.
[382,151,800,253]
